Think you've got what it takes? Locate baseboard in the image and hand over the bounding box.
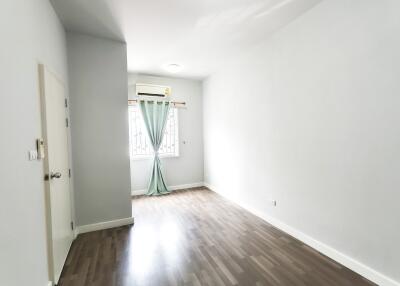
[73,228,79,239]
[76,217,134,235]
[204,182,400,286]
[131,189,147,196]
[131,182,204,196]
[47,282,53,286]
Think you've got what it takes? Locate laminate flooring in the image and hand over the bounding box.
[58,188,375,286]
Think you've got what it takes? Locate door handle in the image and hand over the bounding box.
[50,172,62,179]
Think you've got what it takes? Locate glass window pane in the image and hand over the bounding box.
[129,105,179,158]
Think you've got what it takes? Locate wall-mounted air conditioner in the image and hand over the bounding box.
[136,83,171,99]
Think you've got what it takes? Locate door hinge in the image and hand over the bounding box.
[66,118,69,127]
[65,98,68,108]
[70,221,74,230]
[68,169,71,178]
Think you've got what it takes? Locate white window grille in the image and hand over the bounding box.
[129,105,179,159]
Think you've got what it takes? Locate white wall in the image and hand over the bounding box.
[0,1,69,286]
[203,0,400,285]
[67,33,132,226]
[128,74,203,192]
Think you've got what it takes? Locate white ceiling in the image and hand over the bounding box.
[51,0,321,79]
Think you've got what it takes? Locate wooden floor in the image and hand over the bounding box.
[59,188,375,286]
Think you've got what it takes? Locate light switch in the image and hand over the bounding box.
[29,150,38,161]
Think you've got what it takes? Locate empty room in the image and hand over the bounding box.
[1,0,399,286]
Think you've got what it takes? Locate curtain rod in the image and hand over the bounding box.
[128,99,186,106]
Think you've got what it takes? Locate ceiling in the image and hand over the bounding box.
[51,0,321,79]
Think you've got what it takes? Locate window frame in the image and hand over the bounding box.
[128,105,179,161]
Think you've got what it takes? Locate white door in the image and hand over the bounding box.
[39,64,73,284]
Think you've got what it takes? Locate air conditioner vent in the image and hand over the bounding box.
[136,83,171,99]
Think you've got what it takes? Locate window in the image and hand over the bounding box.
[129,105,179,159]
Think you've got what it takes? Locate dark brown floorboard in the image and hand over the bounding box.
[58,188,376,286]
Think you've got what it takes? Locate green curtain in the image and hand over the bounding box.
[140,100,171,196]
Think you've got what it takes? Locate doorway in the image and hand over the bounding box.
[39,64,74,285]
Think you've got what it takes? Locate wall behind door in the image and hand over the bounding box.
[0,1,69,285]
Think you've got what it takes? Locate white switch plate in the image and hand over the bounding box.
[29,150,38,161]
